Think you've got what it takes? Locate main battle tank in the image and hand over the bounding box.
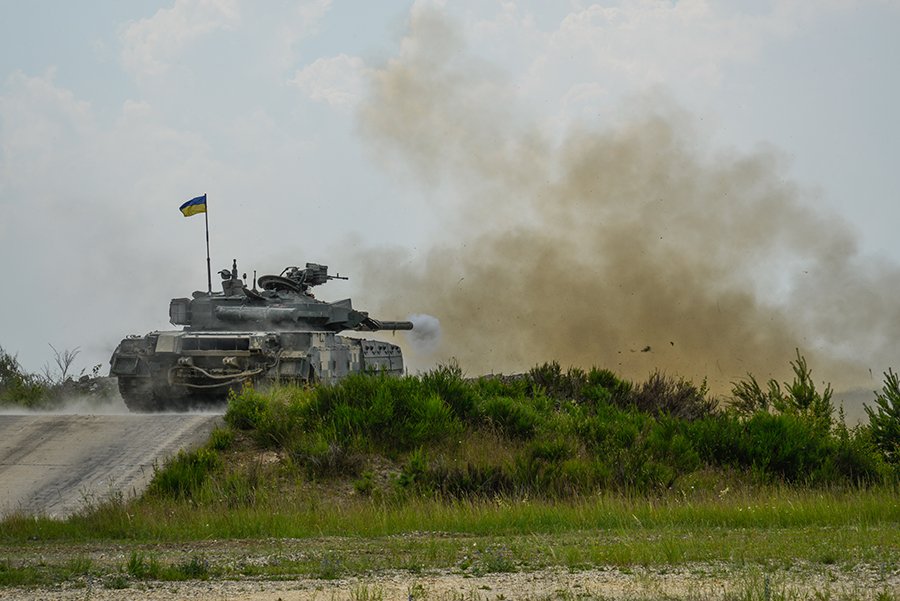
[109,260,413,412]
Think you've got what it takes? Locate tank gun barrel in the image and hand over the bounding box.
[355,318,414,332]
[376,320,414,331]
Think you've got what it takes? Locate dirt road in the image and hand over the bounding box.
[0,413,222,518]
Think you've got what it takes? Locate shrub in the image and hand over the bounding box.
[207,427,234,450]
[583,367,633,406]
[397,448,430,492]
[0,346,46,407]
[306,373,459,451]
[687,411,883,484]
[254,392,308,448]
[528,361,585,400]
[479,396,539,440]
[644,416,700,474]
[290,434,361,479]
[730,351,834,432]
[526,362,632,409]
[865,369,900,466]
[225,386,269,430]
[421,361,480,420]
[425,461,515,498]
[628,371,716,420]
[515,439,575,495]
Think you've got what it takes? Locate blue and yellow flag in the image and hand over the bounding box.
[179,194,207,217]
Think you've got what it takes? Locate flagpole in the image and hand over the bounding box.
[204,193,211,294]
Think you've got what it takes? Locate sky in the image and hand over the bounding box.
[1,0,899,399]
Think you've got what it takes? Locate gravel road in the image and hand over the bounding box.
[0,412,222,518]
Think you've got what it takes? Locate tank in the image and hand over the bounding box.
[109,260,413,412]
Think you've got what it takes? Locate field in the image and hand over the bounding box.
[1,359,898,599]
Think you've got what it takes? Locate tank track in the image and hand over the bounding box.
[118,376,182,412]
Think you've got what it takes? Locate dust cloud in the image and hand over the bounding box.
[356,9,900,393]
[0,391,129,415]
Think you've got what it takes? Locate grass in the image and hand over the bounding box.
[0,359,898,596]
[1,485,897,542]
[0,490,896,595]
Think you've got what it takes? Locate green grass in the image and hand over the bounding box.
[1,486,897,542]
[1,359,898,595]
[0,489,896,592]
[0,522,897,590]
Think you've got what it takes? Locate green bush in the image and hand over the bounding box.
[629,371,716,420]
[583,367,633,406]
[397,448,430,493]
[514,438,575,496]
[479,395,540,440]
[207,427,234,450]
[730,351,834,431]
[526,362,633,409]
[225,386,269,431]
[865,369,900,466]
[687,411,884,484]
[421,362,481,420]
[424,461,515,498]
[217,357,889,497]
[289,433,362,479]
[0,347,45,407]
[305,373,460,451]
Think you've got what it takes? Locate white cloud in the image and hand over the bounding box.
[289,54,368,108]
[119,0,241,79]
[427,0,891,135]
[0,70,94,192]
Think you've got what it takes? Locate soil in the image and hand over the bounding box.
[1,559,897,600]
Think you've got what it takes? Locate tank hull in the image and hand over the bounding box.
[109,329,404,412]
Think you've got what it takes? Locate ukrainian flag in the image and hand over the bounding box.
[179,194,207,217]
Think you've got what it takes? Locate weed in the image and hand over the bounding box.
[103,573,130,589]
[408,582,429,600]
[0,560,43,586]
[471,545,517,575]
[64,555,93,577]
[146,447,221,501]
[313,551,344,580]
[125,551,160,579]
[351,584,384,601]
[207,427,234,450]
[174,555,209,580]
[354,470,375,496]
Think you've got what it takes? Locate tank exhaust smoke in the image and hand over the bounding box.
[354,8,900,392]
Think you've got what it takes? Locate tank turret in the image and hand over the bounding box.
[110,260,413,412]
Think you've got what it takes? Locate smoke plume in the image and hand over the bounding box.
[358,9,900,391]
[406,313,443,355]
